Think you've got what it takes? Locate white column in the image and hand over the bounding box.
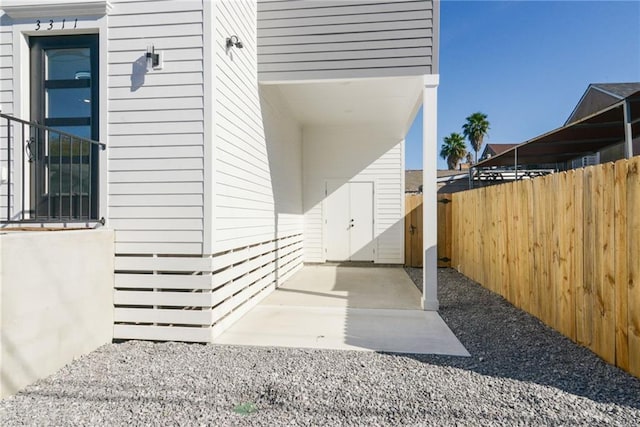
[422,76,439,311]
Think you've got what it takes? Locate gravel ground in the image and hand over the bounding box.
[1,268,639,426]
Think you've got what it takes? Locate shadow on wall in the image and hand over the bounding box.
[260,86,305,286]
[260,85,407,268]
[303,126,406,265]
[302,125,403,211]
[130,55,147,92]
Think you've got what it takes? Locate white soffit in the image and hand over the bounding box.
[1,0,111,18]
[271,76,424,135]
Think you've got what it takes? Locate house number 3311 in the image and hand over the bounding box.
[35,19,78,31]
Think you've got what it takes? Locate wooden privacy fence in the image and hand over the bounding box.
[404,193,452,268]
[405,194,423,267]
[437,194,452,267]
[451,157,640,378]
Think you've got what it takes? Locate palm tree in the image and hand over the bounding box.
[462,112,490,164]
[440,132,467,170]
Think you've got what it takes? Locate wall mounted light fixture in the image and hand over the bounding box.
[146,45,162,71]
[226,35,244,50]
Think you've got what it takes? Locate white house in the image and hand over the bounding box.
[0,0,440,343]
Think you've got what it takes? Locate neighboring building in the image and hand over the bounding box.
[406,170,469,194]
[406,169,423,193]
[566,83,640,164]
[475,84,639,172]
[0,0,441,342]
[479,143,518,162]
[437,170,469,193]
[565,82,640,125]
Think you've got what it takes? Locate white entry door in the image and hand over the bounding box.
[325,180,374,262]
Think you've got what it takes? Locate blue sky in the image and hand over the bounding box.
[405,0,640,170]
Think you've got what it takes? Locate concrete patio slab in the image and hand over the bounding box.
[264,264,422,309]
[216,265,469,356]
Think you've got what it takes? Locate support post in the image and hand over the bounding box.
[7,116,11,221]
[422,76,439,311]
[623,100,633,159]
[514,147,518,181]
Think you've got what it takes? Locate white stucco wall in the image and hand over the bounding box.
[0,229,114,398]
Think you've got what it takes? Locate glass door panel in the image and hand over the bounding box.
[30,35,98,220]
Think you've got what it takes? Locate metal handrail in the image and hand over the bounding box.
[0,112,105,224]
[1,113,105,149]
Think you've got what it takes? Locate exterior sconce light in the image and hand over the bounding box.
[146,45,162,71]
[226,35,244,50]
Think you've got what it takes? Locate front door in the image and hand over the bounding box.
[30,34,99,219]
[325,180,375,262]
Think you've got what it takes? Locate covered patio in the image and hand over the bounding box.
[215,265,468,356]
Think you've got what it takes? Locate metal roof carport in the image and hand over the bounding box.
[476,90,640,169]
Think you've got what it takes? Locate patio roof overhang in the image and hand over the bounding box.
[260,75,425,138]
[475,90,640,168]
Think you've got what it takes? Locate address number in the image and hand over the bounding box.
[35,19,78,31]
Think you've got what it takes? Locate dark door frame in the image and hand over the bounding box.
[29,34,100,219]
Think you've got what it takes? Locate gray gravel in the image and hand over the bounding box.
[2,268,639,426]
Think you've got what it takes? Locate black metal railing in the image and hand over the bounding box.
[0,112,105,223]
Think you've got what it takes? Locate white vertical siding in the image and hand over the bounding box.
[257,0,436,81]
[108,0,205,255]
[303,125,404,264]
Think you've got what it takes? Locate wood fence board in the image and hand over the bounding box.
[627,157,640,377]
[404,195,424,268]
[437,193,451,267]
[445,194,452,265]
[416,196,424,267]
[472,189,486,282]
[451,192,459,268]
[514,180,526,310]
[524,179,535,314]
[488,187,497,293]
[542,174,554,326]
[498,184,509,299]
[405,196,413,266]
[593,163,616,364]
[614,159,629,370]
[592,165,605,357]
[557,172,576,340]
[481,187,490,287]
[467,190,476,279]
[505,183,517,305]
[468,190,476,280]
[461,193,468,274]
[578,167,594,347]
[532,177,544,320]
[551,174,561,330]
[573,168,585,347]
[478,187,495,292]
[449,158,640,378]
[603,163,617,364]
